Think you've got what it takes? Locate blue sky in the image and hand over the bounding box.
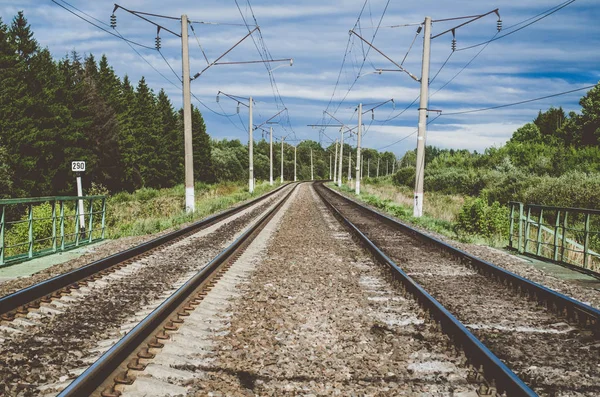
[1,0,599,157]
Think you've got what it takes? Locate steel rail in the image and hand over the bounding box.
[320,184,600,332]
[315,183,536,396]
[58,182,300,397]
[0,183,290,317]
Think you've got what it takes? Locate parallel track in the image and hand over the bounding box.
[0,183,289,319]
[57,183,299,396]
[317,182,600,396]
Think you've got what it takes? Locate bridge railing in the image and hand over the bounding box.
[0,195,106,267]
[509,201,600,274]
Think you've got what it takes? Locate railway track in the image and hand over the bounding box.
[316,183,600,396]
[0,183,295,396]
[54,183,299,397]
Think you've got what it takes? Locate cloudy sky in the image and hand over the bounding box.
[1,0,599,156]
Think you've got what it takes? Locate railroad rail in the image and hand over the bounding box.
[316,182,600,396]
[57,182,299,396]
[0,183,289,319]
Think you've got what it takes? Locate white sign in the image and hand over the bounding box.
[71,161,86,172]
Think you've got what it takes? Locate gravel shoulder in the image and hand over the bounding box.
[186,184,478,396]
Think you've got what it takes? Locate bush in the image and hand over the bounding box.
[393,167,415,188]
[456,194,509,241]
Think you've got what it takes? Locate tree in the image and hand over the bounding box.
[191,106,213,183]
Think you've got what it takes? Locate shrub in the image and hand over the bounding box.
[393,167,415,188]
[456,194,509,241]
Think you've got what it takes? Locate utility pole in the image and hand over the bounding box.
[368,157,370,178]
[361,156,364,180]
[248,97,254,193]
[338,130,344,187]
[377,157,380,178]
[392,158,396,174]
[181,15,195,212]
[333,139,338,183]
[347,150,352,185]
[269,126,273,186]
[386,159,389,175]
[280,136,284,183]
[329,153,332,180]
[414,16,431,217]
[355,103,362,195]
[294,145,297,181]
[310,148,314,180]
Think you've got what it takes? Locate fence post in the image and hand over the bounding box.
[524,207,532,253]
[74,201,80,247]
[101,197,106,240]
[1,205,5,265]
[553,210,560,261]
[583,212,590,269]
[28,204,33,258]
[561,211,568,262]
[88,198,94,243]
[536,208,544,256]
[52,200,57,252]
[518,202,524,253]
[60,201,65,251]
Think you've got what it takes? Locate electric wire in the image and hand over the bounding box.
[442,85,595,116]
[429,51,453,85]
[158,50,182,83]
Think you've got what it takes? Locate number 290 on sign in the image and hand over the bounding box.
[71,161,86,172]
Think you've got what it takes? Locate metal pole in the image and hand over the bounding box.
[182,15,195,213]
[355,103,362,194]
[333,139,338,183]
[269,126,273,186]
[280,136,284,183]
[76,173,85,236]
[338,131,344,187]
[294,145,297,181]
[310,148,314,180]
[249,97,254,192]
[414,16,432,218]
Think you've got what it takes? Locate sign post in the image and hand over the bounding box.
[72,161,86,238]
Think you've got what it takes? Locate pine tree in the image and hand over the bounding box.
[191,105,214,183]
[156,89,181,187]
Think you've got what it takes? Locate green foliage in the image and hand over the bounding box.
[393,167,415,187]
[456,195,509,242]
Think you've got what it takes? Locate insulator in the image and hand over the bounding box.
[155,36,161,51]
[236,104,240,114]
[216,95,219,103]
[451,38,457,52]
[497,19,502,31]
[110,14,116,29]
[371,110,374,120]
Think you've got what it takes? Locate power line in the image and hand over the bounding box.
[456,0,576,51]
[49,0,156,50]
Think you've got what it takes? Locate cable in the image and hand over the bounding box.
[442,85,595,116]
[456,0,576,52]
[158,50,182,83]
[401,27,421,66]
[429,51,453,85]
[49,0,156,50]
[189,24,211,66]
[375,113,441,150]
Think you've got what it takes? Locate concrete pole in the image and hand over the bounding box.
[269,126,273,186]
[76,173,85,235]
[368,157,370,178]
[338,131,344,187]
[355,103,362,195]
[377,157,380,178]
[294,145,297,181]
[392,158,396,174]
[310,148,314,180]
[361,156,364,180]
[347,150,352,184]
[329,153,332,180]
[280,137,284,183]
[386,160,389,175]
[414,16,432,217]
[333,139,338,183]
[181,15,195,213]
[248,97,254,193]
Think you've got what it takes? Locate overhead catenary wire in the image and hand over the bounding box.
[442,85,595,116]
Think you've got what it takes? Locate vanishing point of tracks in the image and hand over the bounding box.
[1,182,599,396]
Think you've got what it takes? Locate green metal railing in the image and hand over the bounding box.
[0,196,106,267]
[509,201,600,274]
